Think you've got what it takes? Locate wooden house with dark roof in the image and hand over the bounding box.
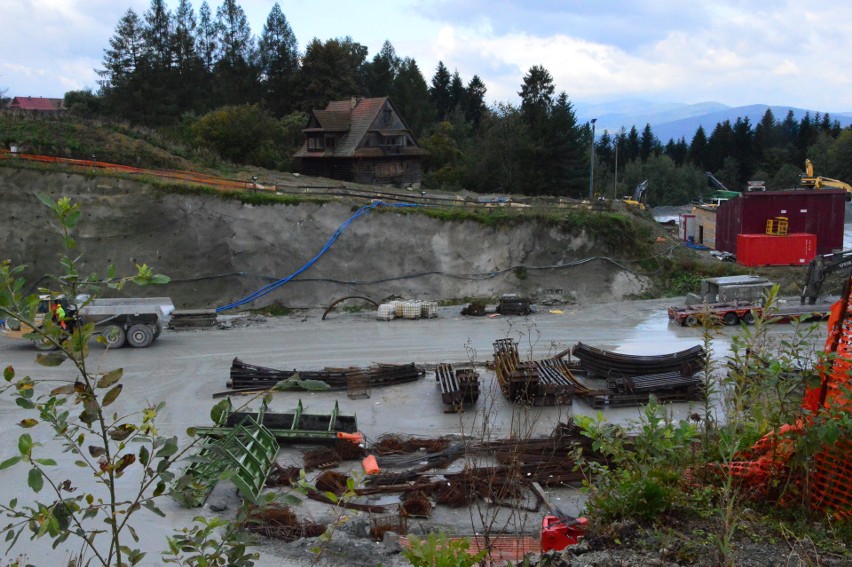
[293,96,427,186]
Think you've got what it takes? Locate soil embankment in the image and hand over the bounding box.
[1,167,656,310]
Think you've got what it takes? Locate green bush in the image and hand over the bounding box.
[401,532,486,567]
[576,397,700,523]
[592,470,676,522]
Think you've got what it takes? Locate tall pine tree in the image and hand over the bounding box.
[213,0,258,106]
[429,61,451,120]
[364,40,399,97]
[172,0,205,113]
[141,0,176,123]
[98,8,148,122]
[257,2,298,116]
[294,37,368,112]
[461,75,487,127]
[390,57,432,137]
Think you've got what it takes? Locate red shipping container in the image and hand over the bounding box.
[736,233,816,267]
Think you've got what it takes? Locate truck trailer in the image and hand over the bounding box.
[2,294,174,349]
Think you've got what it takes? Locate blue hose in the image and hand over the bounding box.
[216,200,419,312]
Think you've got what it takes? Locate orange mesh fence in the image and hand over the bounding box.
[805,295,852,519]
[0,149,262,192]
[722,294,851,518]
[723,426,797,499]
[810,439,852,519]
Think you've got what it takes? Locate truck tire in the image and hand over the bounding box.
[127,324,154,348]
[684,315,699,327]
[152,321,163,339]
[742,312,755,325]
[103,325,126,349]
[723,312,739,326]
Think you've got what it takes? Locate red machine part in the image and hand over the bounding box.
[540,515,588,552]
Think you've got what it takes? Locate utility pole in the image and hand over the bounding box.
[588,118,597,200]
[613,136,618,200]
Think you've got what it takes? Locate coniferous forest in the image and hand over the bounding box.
[29,0,852,205]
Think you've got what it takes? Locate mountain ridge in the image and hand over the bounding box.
[574,101,852,143]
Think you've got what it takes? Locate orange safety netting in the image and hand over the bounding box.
[0,149,263,192]
[724,293,852,518]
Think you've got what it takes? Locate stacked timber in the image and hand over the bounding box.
[435,363,480,412]
[492,339,574,405]
[228,358,423,391]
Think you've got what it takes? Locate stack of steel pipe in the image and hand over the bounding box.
[571,342,705,378]
[228,358,422,390]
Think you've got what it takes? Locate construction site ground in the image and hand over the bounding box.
[0,296,832,566]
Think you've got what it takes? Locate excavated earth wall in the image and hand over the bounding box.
[0,168,652,310]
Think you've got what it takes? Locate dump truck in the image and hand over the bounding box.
[2,294,174,349]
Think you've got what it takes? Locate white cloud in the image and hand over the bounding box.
[3,0,852,109]
[771,60,799,77]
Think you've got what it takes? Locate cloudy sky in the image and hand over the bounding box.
[3,0,852,112]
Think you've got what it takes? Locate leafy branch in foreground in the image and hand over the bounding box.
[0,195,257,566]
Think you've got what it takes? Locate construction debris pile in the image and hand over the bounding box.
[171,335,710,549]
[491,339,706,408]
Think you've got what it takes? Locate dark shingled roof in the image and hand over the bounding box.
[314,110,350,131]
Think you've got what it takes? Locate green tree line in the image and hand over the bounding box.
[58,0,852,204]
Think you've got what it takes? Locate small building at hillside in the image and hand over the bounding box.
[687,189,845,258]
[715,189,845,256]
[690,205,719,249]
[293,96,428,186]
[6,96,65,112]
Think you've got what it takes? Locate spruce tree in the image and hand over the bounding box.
[258,2,299,116]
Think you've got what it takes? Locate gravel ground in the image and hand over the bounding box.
[2,300,847,567]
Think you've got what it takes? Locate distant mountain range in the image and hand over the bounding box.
[572,100,852,144]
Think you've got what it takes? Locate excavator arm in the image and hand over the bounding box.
[801,250,852,305]
[705,171,730,192]
[800,159,852,201]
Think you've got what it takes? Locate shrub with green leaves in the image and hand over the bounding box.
[575,397,699,522]
[0,195,259,566]
[402,531,486,567]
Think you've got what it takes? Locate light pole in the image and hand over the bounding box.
[613,135,619,200]
[588,118,597,200]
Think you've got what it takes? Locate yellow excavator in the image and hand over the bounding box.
[622,180,648,210]
[801,159,852,201]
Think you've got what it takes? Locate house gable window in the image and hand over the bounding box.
[307,135,324,151]
[382,135,404,147]
[380,134,405,153]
